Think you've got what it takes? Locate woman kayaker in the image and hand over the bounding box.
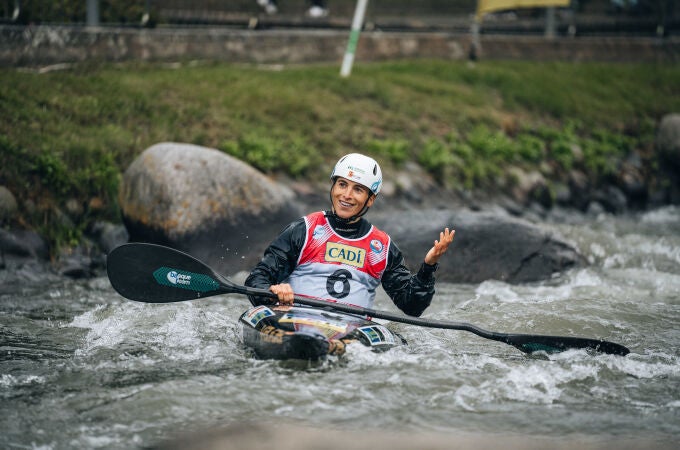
[245,153,454,316]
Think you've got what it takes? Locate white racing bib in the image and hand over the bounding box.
[286,212,390,308]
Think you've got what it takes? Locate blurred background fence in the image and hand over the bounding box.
[1,0,677,36]
[2,1,678,66]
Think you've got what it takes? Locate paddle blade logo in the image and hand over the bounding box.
[152,266,220,293]
[166,270,184,285]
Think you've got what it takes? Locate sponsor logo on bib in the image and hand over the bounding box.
[312,225,325,239]
[324,242,366,268]
[369,239,384,253]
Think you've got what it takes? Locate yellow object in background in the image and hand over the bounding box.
[477,0,570,20]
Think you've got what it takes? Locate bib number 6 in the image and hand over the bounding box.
[326,269,352,299]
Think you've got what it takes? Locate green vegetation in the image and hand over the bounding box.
[1,60,678,254]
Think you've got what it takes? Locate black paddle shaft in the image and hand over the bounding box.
[106,243,630,356]
[287,296,630,356]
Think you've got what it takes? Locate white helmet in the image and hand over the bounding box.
[330,153,382,196]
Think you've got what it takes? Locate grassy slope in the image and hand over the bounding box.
[1,60,679,250]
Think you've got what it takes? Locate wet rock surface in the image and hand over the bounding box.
[371,208,583,284]
[118,142,302,274]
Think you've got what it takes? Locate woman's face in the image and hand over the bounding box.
[331,177,375,220]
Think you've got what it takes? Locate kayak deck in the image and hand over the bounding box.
[238,305,406,360]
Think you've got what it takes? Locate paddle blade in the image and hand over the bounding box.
[107,243,230,303]
[505,334,630,356]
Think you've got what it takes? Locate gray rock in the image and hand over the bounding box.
[372,209,583,284]
[656,114,680,204]
[0,186,18,223]
[586,201,606,216]
[56,239,105,279]
[59,255,96,279]
[89,221,129,254]
[0,228,49,272]
[568,170,591,211]
[507,167,549,207]
[656,113,680,169]
[0,228,49,259]
[554,182,571,206]
[118,142,301,274]
[619,155,646,203]
[593,185,627,214]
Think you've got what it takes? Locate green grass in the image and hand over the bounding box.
[1,60,679,254]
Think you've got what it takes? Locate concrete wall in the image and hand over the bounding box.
[1,25,678,68]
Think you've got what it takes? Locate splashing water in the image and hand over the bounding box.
[1,208,679,449]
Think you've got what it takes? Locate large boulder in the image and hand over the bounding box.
[372,209,584,284]
[0,186,18,224]
[118,143,301,274]
[656,114,680,204]
[656,113,680,169]
[0,228,49,261]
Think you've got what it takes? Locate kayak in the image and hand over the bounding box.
[107,244,631,358]
[238,304,406,360]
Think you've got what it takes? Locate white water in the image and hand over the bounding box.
[1,207,679,449]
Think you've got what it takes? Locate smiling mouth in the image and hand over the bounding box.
[338,200,354,208]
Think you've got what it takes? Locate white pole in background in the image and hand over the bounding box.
[86,0,100,27]
[340,0,369,77]
[545,7,556,39]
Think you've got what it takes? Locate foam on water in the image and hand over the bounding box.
[68,301,239,363]
[0,373,46,388]
[640,205,680,226]
[456,362,578,406]
[602,352,680,379]
[552,208,680,274]
[468,268,606,307]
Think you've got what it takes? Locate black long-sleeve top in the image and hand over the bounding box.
[244,211,438,317]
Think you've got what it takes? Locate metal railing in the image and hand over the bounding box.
[1,0,677,37]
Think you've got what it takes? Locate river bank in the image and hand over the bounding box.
[1,60,679,268]
[0,180,669,287]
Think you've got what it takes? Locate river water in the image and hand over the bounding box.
[1,207,679,449]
